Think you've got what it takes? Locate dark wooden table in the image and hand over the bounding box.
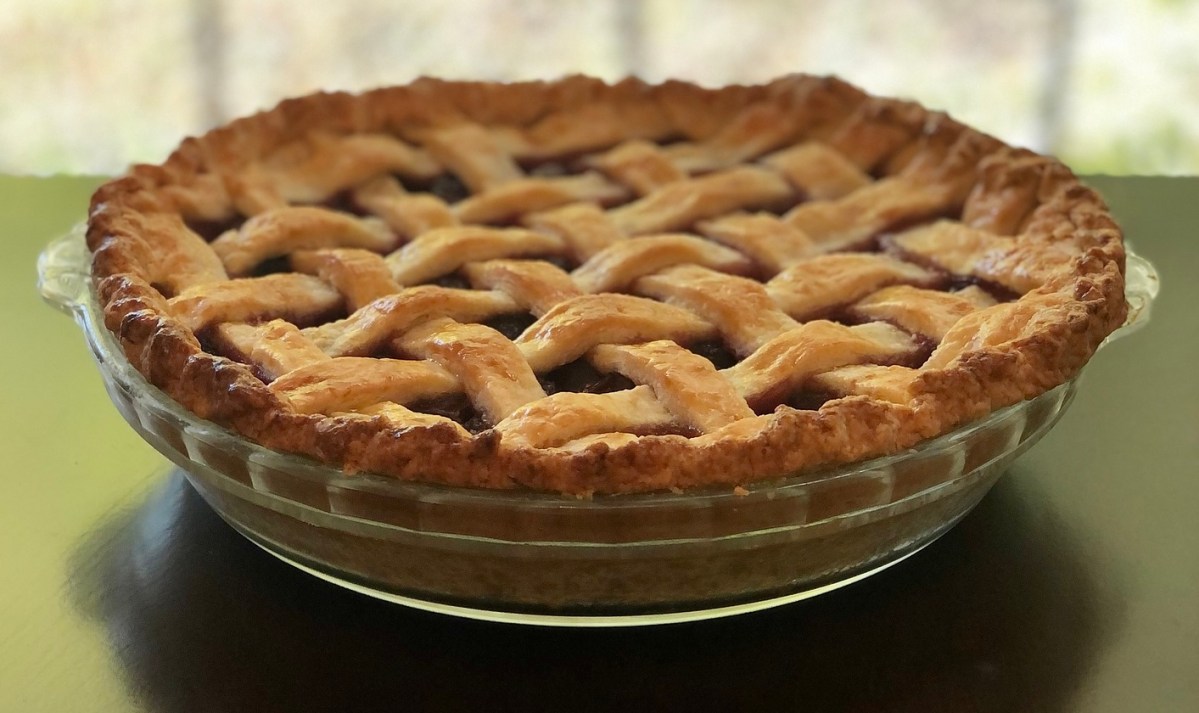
[3,175,1195,712]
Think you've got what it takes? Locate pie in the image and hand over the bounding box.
[86,75,1127,495]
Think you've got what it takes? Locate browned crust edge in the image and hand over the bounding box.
[86,74,1127,495]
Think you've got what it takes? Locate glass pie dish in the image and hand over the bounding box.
[40,225,1158,626]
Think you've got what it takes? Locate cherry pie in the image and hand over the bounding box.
[87,75,1127,494]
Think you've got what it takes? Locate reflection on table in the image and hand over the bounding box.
[67,468,1117,713]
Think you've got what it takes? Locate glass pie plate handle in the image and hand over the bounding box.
[38,226,1159,626]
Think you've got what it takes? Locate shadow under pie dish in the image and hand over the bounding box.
[82,74,1128,496]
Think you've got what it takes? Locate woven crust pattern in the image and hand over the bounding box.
[86,75,1127,494]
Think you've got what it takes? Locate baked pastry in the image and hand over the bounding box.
[86,75,1127,495]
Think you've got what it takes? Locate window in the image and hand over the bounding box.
[2,0,1195,175]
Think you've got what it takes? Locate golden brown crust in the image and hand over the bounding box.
[86,74,1127,495]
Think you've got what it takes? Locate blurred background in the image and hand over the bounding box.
[1,0,1196,177]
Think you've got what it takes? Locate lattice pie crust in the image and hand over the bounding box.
[87,75,1126,494]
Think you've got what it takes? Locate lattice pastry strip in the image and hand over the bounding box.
[395,318,545,423]
[889,219,1082,294]
[571,234,753,293]
[515,294,715,373]
[721,321,918,406]
[351,176,457,238]
[212,207,395,277]
[607,166,793,235]
[226,131,441,215]
[806,364,921,405]
[524,203,625,261]
[117,212,229,293]
[168,273,341,332]
[810,291,1075,406]
[386,226,565,286]
[418,124,524,193]
[494,334,760,450]
[782,177,955,250]
[696,212,816,276]
[269,357,460,415]
[661,103,804,174]
[766,253,937,319]
[888,220,1010,276]
[463,260,581,316]
[156,173,233,223]
[850,284,997,341]
[591,341,755,432]
[633,265,798,356]
[959,152,1062,236]
[215,320,330,381]
[761,142,872,201]
[290,249,402,311]
[587,140,686,196]
[824,100,925,172]
[453,171,629,224]
[353,402,470,436]
[810,285,1015,402]
[924,292,1074,370]
[301,286,518,356]
[494,387,670,450]
[495,98,674,161]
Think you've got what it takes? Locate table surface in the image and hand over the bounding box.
[2,174,1195,713]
